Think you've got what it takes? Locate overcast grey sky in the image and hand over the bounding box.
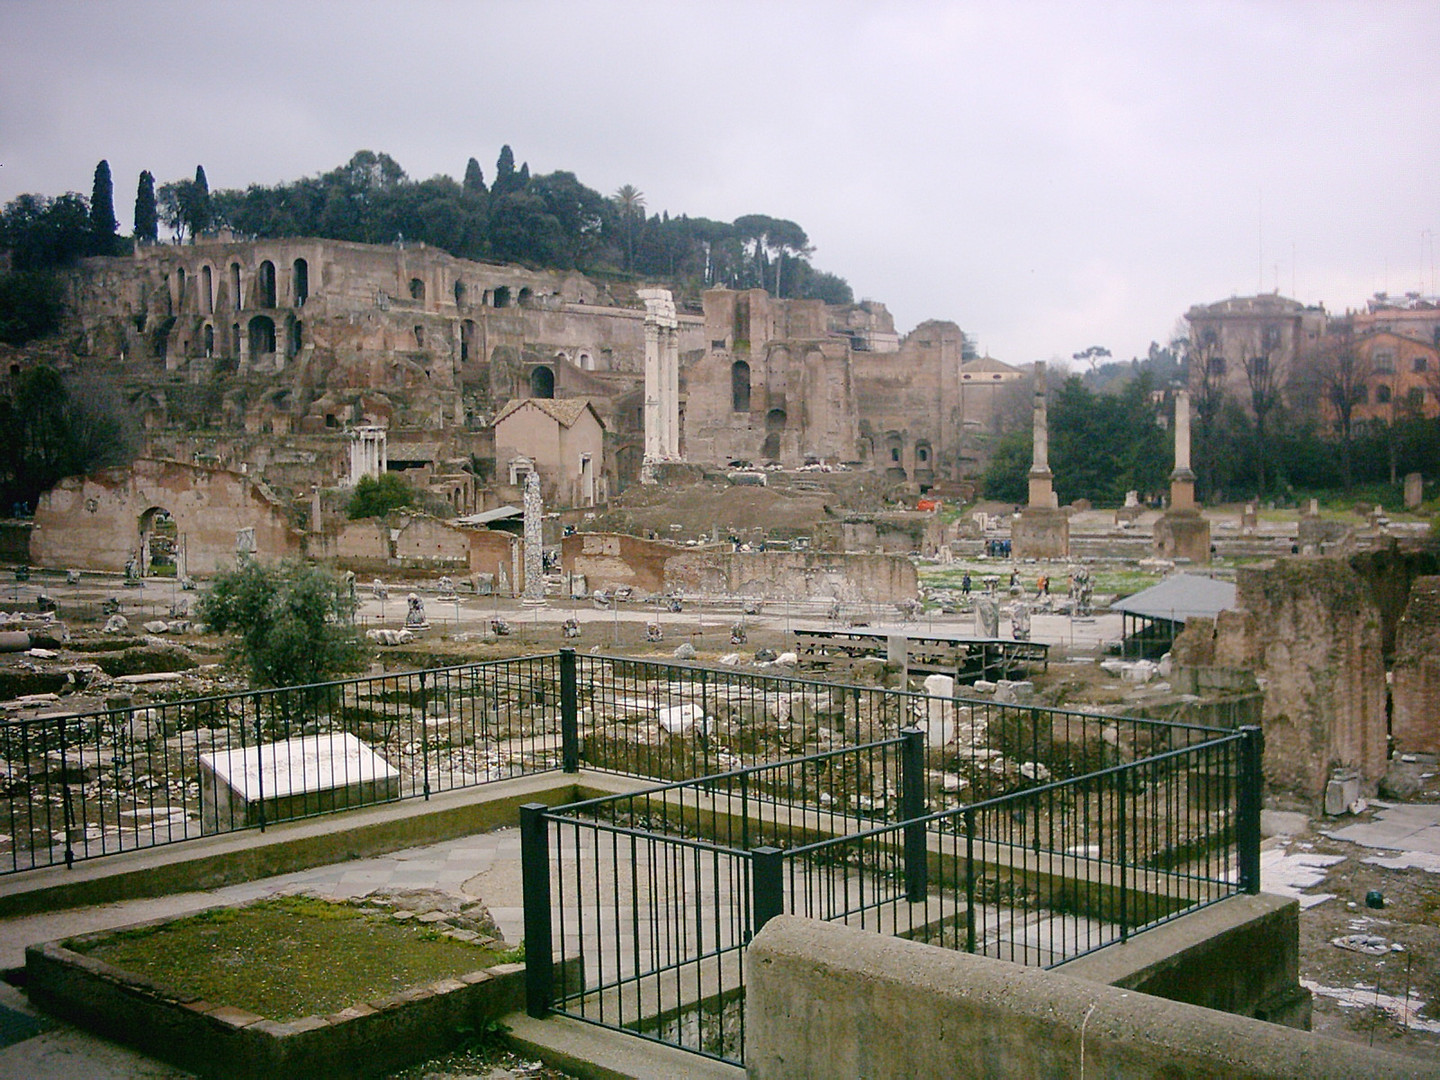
[2,0,1436,365]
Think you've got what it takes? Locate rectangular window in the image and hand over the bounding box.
[1374,351,1395,374]
[1413,356,1428,374]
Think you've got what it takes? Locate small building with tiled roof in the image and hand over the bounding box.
[492,397,606,508]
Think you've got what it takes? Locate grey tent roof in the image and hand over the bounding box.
[1109,574,1236,623]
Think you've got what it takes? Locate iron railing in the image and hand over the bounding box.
[0,654,563,873]
[523,722,1263,1066]
[0,646,1251,894]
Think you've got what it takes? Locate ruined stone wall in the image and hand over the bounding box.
[1211,559,1387,799]
[561,532,674,595]
[31,458,303,574]
[851,320,963,484]
[1391,575,1440,754]
[684,289,860,467]
[319,516,518,591]
[665,550,918,604]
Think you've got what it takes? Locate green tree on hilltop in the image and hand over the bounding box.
[89,160,120,255]
[134,171,158,243]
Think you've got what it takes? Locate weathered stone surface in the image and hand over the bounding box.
[1391,575,1440,754]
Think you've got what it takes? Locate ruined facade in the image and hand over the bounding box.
[31,458,303,575]
[1173,558,1387,801]
[683,289,988,487]
[60,237,704,502]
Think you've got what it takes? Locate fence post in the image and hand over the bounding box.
[1237,725,1264,895]
[419,671,431,799]
[559,648,579,773]
[520,802,554,1017]
[900,727,928,903]
[751,846,784,937]
[254,694,267,832]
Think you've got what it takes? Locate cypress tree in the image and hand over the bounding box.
[190,165,212,236]
[89,160,119,255]
[462,157,486,193]
[134,170,158,244]
[493,145,516,196]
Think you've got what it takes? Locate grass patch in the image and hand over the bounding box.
[73,896,506,1022]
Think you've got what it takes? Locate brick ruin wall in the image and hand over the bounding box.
[1391,575,1440,754]
[1174,557,1387,800]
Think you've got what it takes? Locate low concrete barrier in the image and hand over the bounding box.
[746,916,1439,1079]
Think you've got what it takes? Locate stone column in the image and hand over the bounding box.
[640,288,681,481]
[1012,362,1069,559]
[1154,389,1209,562]
[1170,390,1196,511]
[522,469,545,606]
[1027,361,1055,509]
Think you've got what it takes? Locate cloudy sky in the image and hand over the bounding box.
[2,1,1436,364]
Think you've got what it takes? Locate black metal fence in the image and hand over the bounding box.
[0,654,564,873]
[0,648,1251,883]
[523,715,1263,1066]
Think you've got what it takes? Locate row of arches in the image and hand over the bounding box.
[170,258,309,316]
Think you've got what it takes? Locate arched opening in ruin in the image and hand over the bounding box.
[292,259,309,307]
[175,268,186,310]
[518,287,533,307]
[413,325,425,349]
[138,506,180,579]
[460,319,476,363]
[885,431,907,480]
[762,408,787,460]
[203,324,214,356]
[230,263,242,310]
[454,280,467,307]
[258,261,277,308]
[248,316,276,358]
[409,278,425,302]
[200,266,213,314]
[288,318,303,357]
[578,351,594,371]
[553,350,570,366]
[732,361,752,412]
[530,365,555,399]
[493,286,511,309]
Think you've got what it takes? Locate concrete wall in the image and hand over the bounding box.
[31,458,303,575]
[746,916,1436,1080]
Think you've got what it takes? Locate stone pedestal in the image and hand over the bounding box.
[1154,508,1211,563]
[1012,507,1069,560]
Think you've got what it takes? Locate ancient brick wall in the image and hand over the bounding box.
[1221,559,1387,798]
[1391,575,1440,754]
[31,458,303,574]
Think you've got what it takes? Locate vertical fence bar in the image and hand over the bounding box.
[751,846,785,937]
[1237,725,1264,895]
[520,802,554,1017]
[253,694,267,832]
[1117,767,1128,942]
[418,671,431,799]
[560,648,579,773]
[964,808,976,954]
[900,726,928,903]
